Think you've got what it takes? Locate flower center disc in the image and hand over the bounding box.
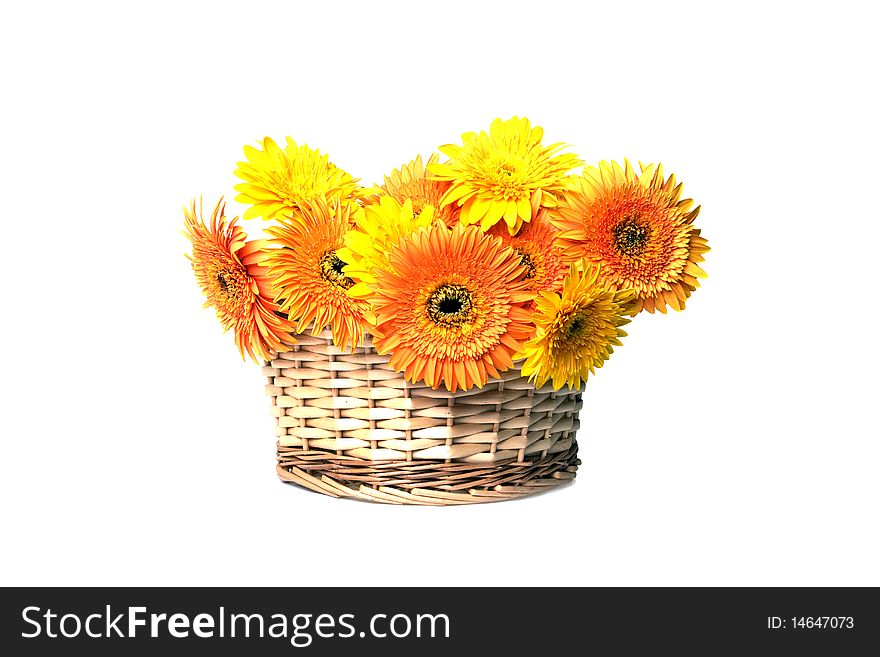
[514,248,537,279]
[319,251,354,290]
[562,308,600,344]
[427,284,474,327]
[613,217,650,256]
[214,268,244,301]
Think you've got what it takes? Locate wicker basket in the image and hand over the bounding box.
[264,329,583,504]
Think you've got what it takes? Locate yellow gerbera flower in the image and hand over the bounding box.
[368,223,533,392]
[429,117,582,234]
[234,137,361,221]
[552,160,709,314]
[338,195,435,300]
[263,199,370,350]
[183,198,295,362]
[520,262,635,390]
[487,209,570,304]
[382,154,458,227]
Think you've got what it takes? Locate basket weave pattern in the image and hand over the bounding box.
[264,330,583,504]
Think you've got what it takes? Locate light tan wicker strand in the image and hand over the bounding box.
[267,329,583,505]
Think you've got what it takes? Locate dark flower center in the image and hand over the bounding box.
[215,269,243,300]
[613,217,650,256]
[514,248,536,280]
[320,251,355,290]
[427,284,474,327]
[563,309,597,343]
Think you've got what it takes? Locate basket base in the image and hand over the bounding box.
[276,442,580,505]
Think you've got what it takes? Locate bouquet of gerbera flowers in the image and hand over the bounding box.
[184,117,708,393]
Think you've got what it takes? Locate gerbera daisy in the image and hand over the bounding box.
[552,159,709,313]
[429,117,582,234]
[382,154,458,227]
[368,223,533,392]
[234,136,361,221]
[520,262,635,390]
[263,199,370,350]
[488,210,570,302]
[183,198,294,362]
[338,195,435,300]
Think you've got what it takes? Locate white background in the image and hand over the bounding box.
[1,0,878,587]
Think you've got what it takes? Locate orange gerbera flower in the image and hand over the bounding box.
[368,223,533,392]
[552,160,709,313]
[263,199,369,350]
[183,198,294,362]
[488,210,569,303]
[382,154,458,227]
